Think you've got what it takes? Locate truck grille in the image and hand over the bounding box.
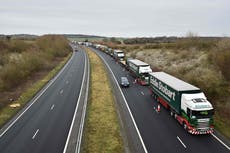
[197,119,210,129]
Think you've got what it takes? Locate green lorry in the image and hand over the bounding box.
[126,59,152,85]
[149,72,214,134]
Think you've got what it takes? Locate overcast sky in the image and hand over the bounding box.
[0,0,230,37]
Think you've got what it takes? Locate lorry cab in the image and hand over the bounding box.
[127,59,152,85]
[138,65,152,85]
[181,93,214,134]
[113,50,125,61]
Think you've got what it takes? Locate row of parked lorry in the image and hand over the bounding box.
[81,42,215,135]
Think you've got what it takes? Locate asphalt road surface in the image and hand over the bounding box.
[92,47,230,153]
[0,49,87,153]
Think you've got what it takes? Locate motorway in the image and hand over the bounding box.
[0,48,88,153]
[91,47,230,153]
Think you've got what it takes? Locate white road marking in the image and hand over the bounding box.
[0,52,74,138]
[177,136,187,148]
[50,104,55,110]
[66,80,69,84]
[60,89,64,95]
[63,51,87,153]
[75,53,90,153]
[32,129,39,139]
[96,50,148,153]
[211,133,230,150]
[141,91,144,95]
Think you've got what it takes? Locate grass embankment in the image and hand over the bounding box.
[103,38,230,139]
[0,53,71,127]
[83,48,124,153]
[0,35,72,127]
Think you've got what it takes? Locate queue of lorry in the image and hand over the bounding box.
[80,42,215,135]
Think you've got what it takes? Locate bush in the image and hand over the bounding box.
[36,35,71,58]
[10,40,31,53]
[212,39,230,81]
[0,35,71,91]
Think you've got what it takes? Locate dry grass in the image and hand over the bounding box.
[82,48,124,153]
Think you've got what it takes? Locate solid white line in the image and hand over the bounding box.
[0,52,74,138]
[63,50,87,153]
[32,129,39,139]
[95,49,148,153]
[75,52,90,153]
[211,133,230,150]
[177,136,187,148]
[50,104,55,110]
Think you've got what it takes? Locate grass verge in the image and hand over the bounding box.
[82,48,124,153]
[214,113,230,139]
[0,53,72,128]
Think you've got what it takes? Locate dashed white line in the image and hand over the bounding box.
[177,136,187,148]
[32,129,39,139]
[211,133,230,150]
[141,91,144,95]
[50,104,55,110]
[66,80,69,84]
[60,89,64,95]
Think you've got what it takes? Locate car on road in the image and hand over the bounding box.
[120,77,130,87]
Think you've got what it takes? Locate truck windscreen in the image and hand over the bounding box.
[192,109,214,118]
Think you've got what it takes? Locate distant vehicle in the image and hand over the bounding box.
[149,72,214,134]
[120,77,130,87]
[113,50,125,61]
[126,59,152,85]
[108,48,113,55]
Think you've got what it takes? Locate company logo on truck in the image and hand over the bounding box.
[151,78,176,101]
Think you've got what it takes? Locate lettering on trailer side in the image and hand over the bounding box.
[150,77,176,101]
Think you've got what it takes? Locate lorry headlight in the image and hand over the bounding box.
[191,116,196,119]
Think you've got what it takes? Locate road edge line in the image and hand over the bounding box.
[93,48,148,153]
[211,133,230,150]
[75,50,90,153]
[63,50,87,153]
